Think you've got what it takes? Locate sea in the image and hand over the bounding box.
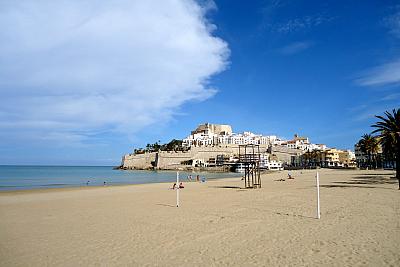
[0,165,241,191]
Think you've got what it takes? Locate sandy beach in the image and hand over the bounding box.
[0,169,399,266]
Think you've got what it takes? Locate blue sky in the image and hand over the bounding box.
[0,0,399,165]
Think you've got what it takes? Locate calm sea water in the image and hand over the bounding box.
[0,165,241,191]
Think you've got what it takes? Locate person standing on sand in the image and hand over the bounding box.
[196,175,200,182]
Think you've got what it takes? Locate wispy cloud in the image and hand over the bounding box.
[257,1,332,35]
[0,0,229,144]
[383,6,400,38]
[381,92,400,101]
[353,104,398,122]
[356,8,400,87]
[260,0,285,16]
[349,96,399,122]
[272,14,332,33]
[356,59,400,86]
[279,41,314,55]
[347,104,368,113]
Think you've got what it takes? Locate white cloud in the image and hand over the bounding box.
[0,0,229,143]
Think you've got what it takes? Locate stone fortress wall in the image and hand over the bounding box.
[121,145,282,170]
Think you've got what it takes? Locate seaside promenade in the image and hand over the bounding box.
[0,169,398,266]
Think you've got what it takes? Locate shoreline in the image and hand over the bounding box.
[0,166,242,193]
[1,166,387,194]
[0,168,394,194]
[0,174,244,195]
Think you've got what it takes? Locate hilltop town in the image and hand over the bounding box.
[120,123,357,171]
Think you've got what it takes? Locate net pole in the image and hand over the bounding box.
[176,171,180,207]
[316,171,320,219]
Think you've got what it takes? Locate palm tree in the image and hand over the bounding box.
[358,134,380,169]
[311,150,320,167]
[379,130,396,168]
[302,151,311,167]
[372,108,400,189]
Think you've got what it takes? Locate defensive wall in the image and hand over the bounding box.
[121,145,276,170]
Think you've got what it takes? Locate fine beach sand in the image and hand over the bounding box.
[0,169,399,266]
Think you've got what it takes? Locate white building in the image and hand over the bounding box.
[281,135,328,152]
[183,124,326,157]
[183,123,277,147]
[259,154,283,170]
[312,144,328,151]
[282,134,310,150]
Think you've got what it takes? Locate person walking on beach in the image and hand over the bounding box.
[196,175,200,182]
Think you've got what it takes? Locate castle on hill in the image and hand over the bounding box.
[120,123,356,171]
[182,123,325,151]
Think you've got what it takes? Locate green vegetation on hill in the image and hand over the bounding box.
[133,139,186,154]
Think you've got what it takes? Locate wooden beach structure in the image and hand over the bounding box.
[239,144,261,188]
